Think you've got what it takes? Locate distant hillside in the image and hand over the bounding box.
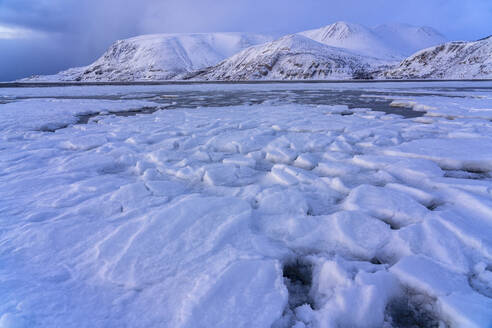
[21,22,491,81]
[25,33,273,82]
[384,36,492,79]
[190,34,387,80]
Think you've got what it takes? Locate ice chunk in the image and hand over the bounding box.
[312,260,401,328]
[182,260,287,328]
[293,153,318,170]
[385,137,492,172]
[390,255,492,328]
[269,164,300,186]
[343,185,429,229]
[256,188,309,216]
[203,164,238,186]
[222,155,256,168]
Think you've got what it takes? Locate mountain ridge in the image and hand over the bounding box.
[190,34,388,80]
[384,37,492,79]
[299,21,404,60]
[22,22,490,82]
[26,32,274,82]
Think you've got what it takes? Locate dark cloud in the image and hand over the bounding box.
[1,0,491,81]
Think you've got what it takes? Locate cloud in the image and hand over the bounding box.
[0,24,46,39]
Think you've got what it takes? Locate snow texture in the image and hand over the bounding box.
[372,23,447,57]
[298,21,442,60]
[1,81,492,328]
[25,33,273,82]
[22,22,474,82]
[384,36,492,80]
[192,34,387,80]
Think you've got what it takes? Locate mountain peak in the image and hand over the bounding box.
[309,21,371,41]
[299,22,400,60]
[25,21,482,83]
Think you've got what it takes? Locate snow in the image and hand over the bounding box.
[300,22,446,60]
[194,34,388,80]
[21,21,458,82]
[386,137,492,171]
[299,22,402,60]
[24,33,273,82]
[391,256,492,328]
[0,98,161,137]
[1,81,492,327]
[384,36,492,79]
[372,23,446,57]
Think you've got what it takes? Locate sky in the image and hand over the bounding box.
[0,0,491,81]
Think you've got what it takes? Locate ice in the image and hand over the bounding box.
[0,98,159,137]
[311,259,401,328]
[293,153,318,170]
[343,185,429,229]
[1,82,492,327]
[222,155,256,168]
[391,256,492,328]
[386,137,492,171]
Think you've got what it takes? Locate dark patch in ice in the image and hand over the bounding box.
[463,167,490,174]
[37,123,70,132]
[38,106,163,133]
[12,87,431,119]
[282,258,314,309]
[385,291,447,328]
[443,169,491,180]
[334,197,345,205]
[273,258,315,328]
[379,218,400,230]
[306,207,314,216]
[35,107,160,132]
[468,269,492,298]
[76,106,160,125]
[305,196,339,216]
[97,163,127,175]
[370,257,383,265]
[425,201,444,211]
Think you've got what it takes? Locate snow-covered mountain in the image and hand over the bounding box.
[299,22,402,60]
[384,36,492,79]
[190,34,388,80]
[299,22,446,60]
[22,21,491,82]
[373,23,447,56]
[27,33,273,82]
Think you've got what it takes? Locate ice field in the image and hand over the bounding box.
[1,81,492,327]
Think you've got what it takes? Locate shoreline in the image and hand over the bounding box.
[2,79,492,88]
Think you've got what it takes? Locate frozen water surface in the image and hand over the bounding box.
[1,81,492,327]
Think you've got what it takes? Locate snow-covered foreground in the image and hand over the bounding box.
[1,82,492,328]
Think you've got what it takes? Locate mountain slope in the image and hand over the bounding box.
[384,36,492,79]
[24,22,492,82]
[190,34,388,80]
[299,21,402,60]
[28,33,273,82]
[373,23,446,57]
